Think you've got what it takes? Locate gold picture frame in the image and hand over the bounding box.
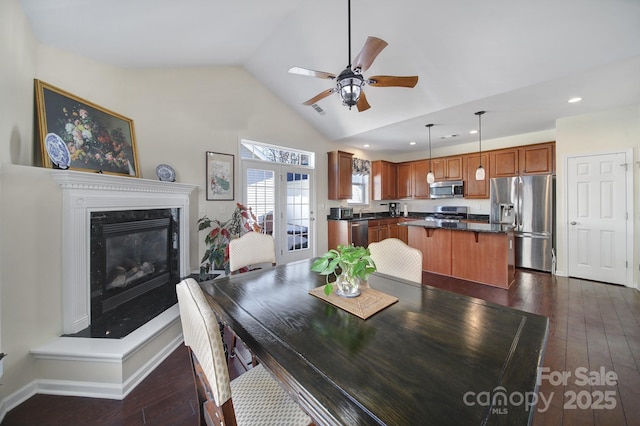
[34,79,140,177]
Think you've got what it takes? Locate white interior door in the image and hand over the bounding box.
[567,152,628,285]
[243,161,314,265]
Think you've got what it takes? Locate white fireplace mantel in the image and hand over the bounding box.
[51,170,197,334]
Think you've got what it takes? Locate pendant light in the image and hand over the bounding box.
[475,111,486,180]
[426,124,435,184]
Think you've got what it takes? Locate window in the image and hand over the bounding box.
[241,139,314,167]
[348,173,369,205]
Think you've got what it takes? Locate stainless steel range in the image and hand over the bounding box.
[424,206,468,223]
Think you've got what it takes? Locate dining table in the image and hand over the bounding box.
[200,258,549,426]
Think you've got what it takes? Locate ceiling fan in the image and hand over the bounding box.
[288,0,419,112]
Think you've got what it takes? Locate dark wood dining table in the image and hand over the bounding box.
[200,259,549,426]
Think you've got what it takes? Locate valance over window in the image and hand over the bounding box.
[353,158,370,175]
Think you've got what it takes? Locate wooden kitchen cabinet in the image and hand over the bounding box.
[490,142,555,178]
[328,151,353,200]
[328,219,350,250]
[412,160,430,198]
[396,162,412,199]
[463,152,490,199]
[450,230,515,289]
[396,160,430,199]
[371,160,397,200]
[368,218,400,244]
[519,143,554,175]
[368,219,380,244]
[388,220,400,239]
[408,227,452,276]
[398,218,418,244]
[490,148,519,178]
[432,155,462,181]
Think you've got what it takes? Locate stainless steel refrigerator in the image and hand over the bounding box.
[490,175,555,272]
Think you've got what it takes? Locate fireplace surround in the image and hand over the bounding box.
[50,170,196,335]
[28,170,197,400]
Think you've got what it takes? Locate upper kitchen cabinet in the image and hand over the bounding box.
[490,148,519,178]
[396,160,430,199]
[432,155,463,181]
[396,162,412,199]
[463,152,490,199]
[328,151,353,200]
[519,142,555,175]
[490,142,555,178]
[371,160,397,200]
[412,160,430,198]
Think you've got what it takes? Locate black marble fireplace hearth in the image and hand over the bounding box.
[65,283,178,338]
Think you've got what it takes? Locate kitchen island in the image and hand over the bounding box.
[402,220,515,288]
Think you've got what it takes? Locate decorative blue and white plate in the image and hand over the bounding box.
[45,133,70,169]
[156,164,176,182]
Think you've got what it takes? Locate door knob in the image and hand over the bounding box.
[570,221,577,225]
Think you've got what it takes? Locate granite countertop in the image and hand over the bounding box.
[400,220,514,234]
[327,212,491,223]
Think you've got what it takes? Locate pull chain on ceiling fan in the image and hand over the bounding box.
[288,0,419,112]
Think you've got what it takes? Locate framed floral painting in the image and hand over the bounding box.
[34,79,140,177]
[206,151,234,200]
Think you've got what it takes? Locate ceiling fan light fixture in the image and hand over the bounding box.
[338,72,364,108]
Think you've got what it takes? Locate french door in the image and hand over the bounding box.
[242,160,314,265]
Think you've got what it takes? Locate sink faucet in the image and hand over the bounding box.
[358,208,370,218]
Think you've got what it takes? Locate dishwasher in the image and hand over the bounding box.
[350,220,369,247]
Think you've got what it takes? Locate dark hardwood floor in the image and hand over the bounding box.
[3,269,639,425]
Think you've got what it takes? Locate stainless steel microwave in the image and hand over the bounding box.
[429,180,464,199]
[329,207,354,219]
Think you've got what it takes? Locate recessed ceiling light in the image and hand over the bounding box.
[409,141,417,145]
[363,144,370,148]
[470,130,478,134]
[568,97,582,103]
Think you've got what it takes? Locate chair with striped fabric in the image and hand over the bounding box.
[176,278,312,426]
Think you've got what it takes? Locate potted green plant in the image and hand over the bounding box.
[198,203,259,279]
[311,244,376,297]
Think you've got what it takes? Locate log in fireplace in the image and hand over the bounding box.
[67,208,181,339]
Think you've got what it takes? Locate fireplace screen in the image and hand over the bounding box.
[85,208,180,338]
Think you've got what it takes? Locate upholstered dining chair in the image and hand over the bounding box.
[228,232,276,275]
[227,231,277,369]
[176,278,312,426]
[368,238,423,284]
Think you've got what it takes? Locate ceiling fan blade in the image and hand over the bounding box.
[302,89,336,106]
[289,67,336,80]
[352,37,388,73]
[356,91,371,112]
[367,75,419,88]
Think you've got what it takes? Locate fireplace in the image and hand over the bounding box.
[69,208,181,338]
[51,170,196,336]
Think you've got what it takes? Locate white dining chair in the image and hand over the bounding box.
[176,278,312,426]
[368,238,423,284]
[228,232,276,275]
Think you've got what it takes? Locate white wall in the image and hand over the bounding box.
[0,0,337,407]
[556,105,640,281]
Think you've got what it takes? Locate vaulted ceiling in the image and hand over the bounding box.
[20,0,640,154]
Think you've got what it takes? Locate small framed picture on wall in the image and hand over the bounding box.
[206,151,234,201]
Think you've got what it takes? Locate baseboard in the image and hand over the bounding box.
[0,313,184,423]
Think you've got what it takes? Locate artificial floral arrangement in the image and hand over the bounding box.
[198,203,260,278]
[311,244,377,296]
